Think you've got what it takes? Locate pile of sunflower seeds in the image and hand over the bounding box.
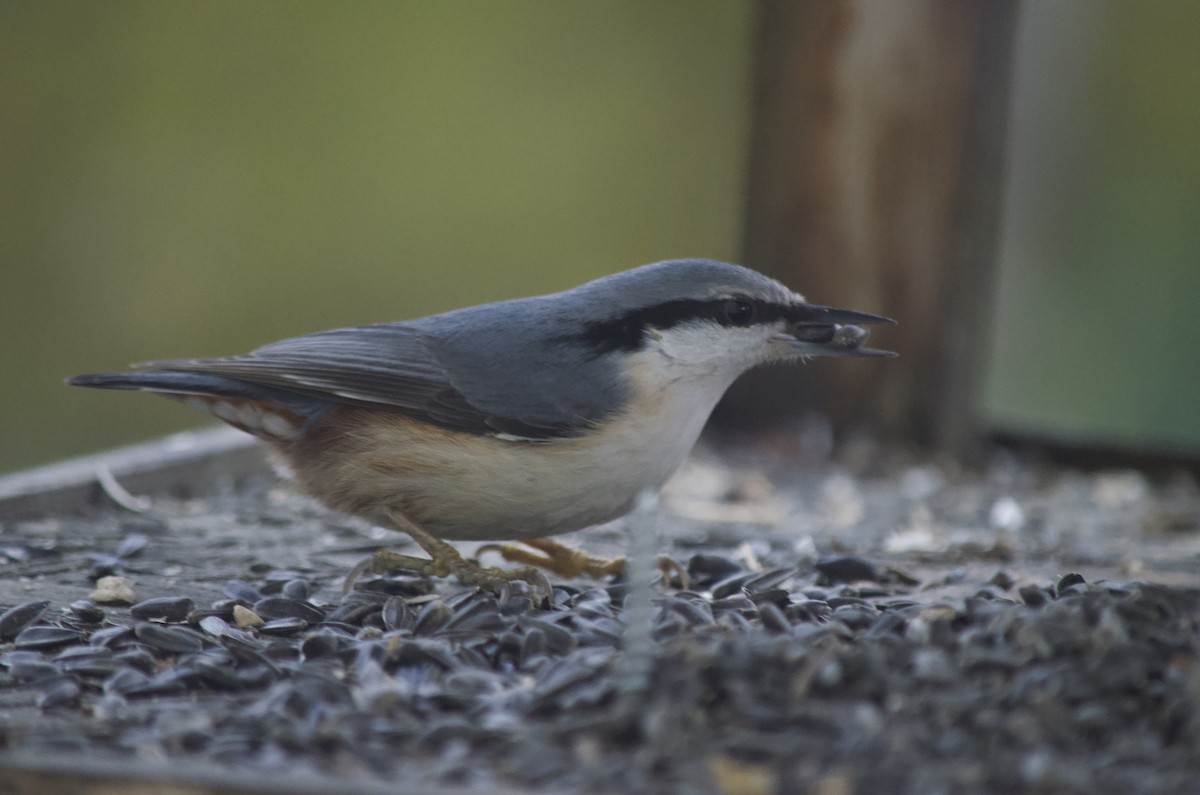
[2,441,1199,794]
[2,548,1198,794]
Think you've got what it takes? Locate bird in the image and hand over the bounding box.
[69,259,894,591]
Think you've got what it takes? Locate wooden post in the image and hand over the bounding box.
[718,0,1019,455]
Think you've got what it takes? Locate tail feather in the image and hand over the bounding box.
[70,371,243,395]
[68,371,297,401]
[67,371,320,441]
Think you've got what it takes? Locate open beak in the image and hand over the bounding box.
[771,304,897,358]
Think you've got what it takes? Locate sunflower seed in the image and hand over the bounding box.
[36,676,81,708]
[14,626,85,650]
[252,597,325,623]
[0,600,50,640]
[131,596,194,622]
[258,617,310,636]
[134,622,205,654]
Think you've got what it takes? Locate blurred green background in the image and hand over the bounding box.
[2,0,1198,473]
[1,1,754,470]
[985,0,1200,455]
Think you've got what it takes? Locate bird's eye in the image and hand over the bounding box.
[722,299,756,327]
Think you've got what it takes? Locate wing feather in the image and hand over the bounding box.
[142,323,588,439]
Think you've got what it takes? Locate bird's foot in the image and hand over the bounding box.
[344,547,551,597]
[344,515,552,597]
[476,537,688,587]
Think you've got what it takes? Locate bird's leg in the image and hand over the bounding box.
[476,537,688,587]
[477,538,625,579]
[343,510,551,596]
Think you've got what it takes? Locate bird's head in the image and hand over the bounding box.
[567,259,895,380]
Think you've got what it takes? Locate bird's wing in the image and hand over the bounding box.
[142,323,596,439]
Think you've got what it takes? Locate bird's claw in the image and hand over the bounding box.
[344,547,553,599]
[476,538,688,588]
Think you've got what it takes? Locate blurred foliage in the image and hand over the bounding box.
[985,0,1200,452]
[0,1,753,472]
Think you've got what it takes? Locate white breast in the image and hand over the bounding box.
[291,326,758,542]
[394,345,743,540]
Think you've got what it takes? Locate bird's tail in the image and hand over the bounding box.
[69,370,251,396]
[67,371,317,441]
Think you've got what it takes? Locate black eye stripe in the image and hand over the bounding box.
[576,298,791,353]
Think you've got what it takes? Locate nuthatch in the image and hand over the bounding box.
[70,259,894,590]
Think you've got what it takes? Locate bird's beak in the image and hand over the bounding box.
[772,304,897,358]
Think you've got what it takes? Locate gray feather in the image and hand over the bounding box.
[139,259,796,438]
